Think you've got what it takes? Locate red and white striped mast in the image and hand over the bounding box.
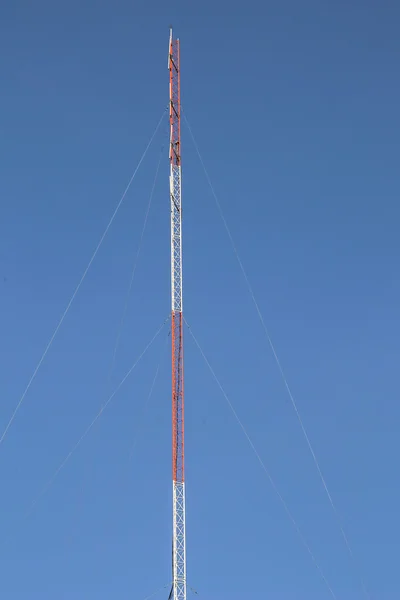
[168,29,186,600]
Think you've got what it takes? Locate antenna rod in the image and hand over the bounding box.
[169,28,186,600]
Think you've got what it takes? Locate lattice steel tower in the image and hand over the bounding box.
[169,29,186,600]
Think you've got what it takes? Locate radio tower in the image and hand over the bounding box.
[169,29,186,600]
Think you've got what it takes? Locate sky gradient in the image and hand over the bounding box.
[1,2,399,599]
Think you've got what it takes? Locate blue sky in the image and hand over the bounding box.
[1,1,399,598]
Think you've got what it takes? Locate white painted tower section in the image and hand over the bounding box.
[170,165,183,314]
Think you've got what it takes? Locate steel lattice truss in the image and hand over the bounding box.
[172,482,186,600]
[170,165,183,314]
[169,30,186,600]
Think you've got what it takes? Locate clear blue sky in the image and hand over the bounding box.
[1,1,399,599]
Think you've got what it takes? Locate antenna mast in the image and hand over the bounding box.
[169,29,186,600]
